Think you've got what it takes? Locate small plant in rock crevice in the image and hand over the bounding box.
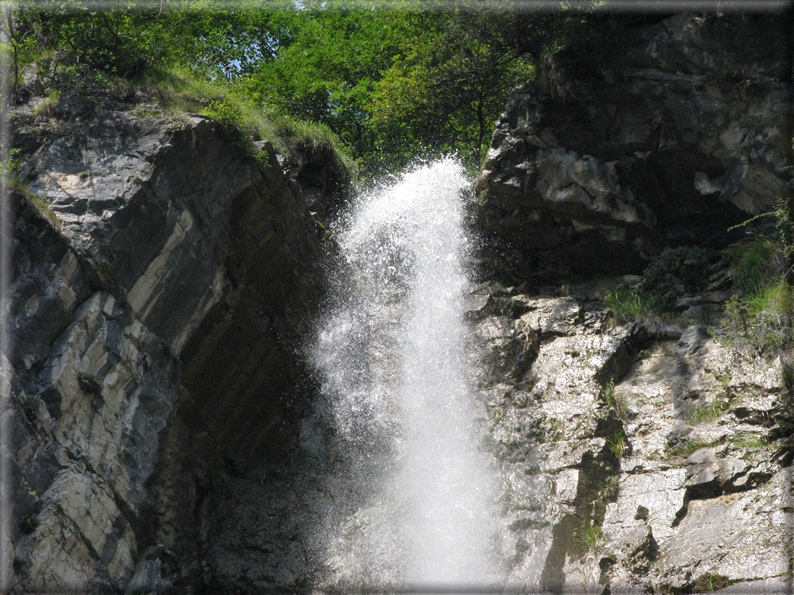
[605,429,627,458]
[685,398,731,425]
[669,437,721,458]
[690,572,732,593]
[576,521,604,552]
[77,372,103,396]
[602,378,630,421]
[602,474,620,500]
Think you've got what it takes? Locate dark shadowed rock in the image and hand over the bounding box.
[474,13,793,285]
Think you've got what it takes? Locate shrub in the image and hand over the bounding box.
[722,283,794,353]
[729,237,786,296]
[641,246,712,299]
[718,200,794,354]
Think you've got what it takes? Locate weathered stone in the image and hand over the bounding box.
[9,84,346,592]
[475,14,792,285]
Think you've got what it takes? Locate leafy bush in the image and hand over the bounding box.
[717,197,794,354]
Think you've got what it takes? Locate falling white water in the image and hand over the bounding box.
[312,158,501,592]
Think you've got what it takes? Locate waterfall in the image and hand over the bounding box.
[310,158,502,593]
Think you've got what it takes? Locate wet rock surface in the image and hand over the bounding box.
[474,13,793,285]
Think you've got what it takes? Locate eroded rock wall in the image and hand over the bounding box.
[471,284,793,593]
[7,90,336,592]
[471,11,794,594]
[475,13,793,284]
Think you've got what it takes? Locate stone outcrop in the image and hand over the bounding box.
[7,86,341,592]
[470,282,792,594]
[475,13,793,284]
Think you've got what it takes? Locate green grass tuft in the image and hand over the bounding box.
[606,429,627,458]
[602,378,630,421]
[685,399,731,425]
[605,286,667,323]
[576,522,604,551]
[691,573,732,593]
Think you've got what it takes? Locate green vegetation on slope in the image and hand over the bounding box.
[720,199,794,354]
[4,0,597,178]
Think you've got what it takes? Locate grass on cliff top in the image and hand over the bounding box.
[137,67,357,179]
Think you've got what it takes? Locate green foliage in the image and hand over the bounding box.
[7,2,592,177]
[729,237,786,296]
[602,378,629,421]
[670,437,721,458]
[2,148,61,228]
[641,246,712,301]
[576,521,603,551]
[139,67,356,175]
[729,434,767,450]
[77,372,103,396]
[602,474,620,500]
[367,10,539,171]
[31,88,60,118]
[605,286,667,323]
[718,198,794,354]
[722,283,794,353]
[605,429,626,458]
[202,98,244,129]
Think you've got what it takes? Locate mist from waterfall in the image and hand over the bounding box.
[310,158,502,592]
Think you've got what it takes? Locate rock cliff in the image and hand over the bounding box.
[469,11,794,594]
[7,86,342,592]
[475,13,792,284]
[471,283,792,593]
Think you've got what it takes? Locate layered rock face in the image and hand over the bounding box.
[7,91,338,592]
[475,13,792,284]
[471,284,792,593]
